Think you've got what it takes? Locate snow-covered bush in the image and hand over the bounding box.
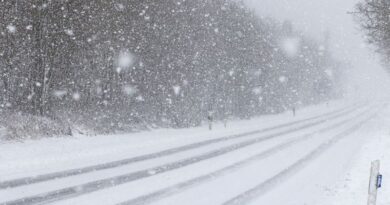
[0,112,71,141]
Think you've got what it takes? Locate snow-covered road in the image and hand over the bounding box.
[0,101,388,205]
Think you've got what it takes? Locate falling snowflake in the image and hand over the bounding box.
[96,86,102,95]
[136,95,144,102]
[6,25,16,33]
[65,29,74,36]
[27,94,34,101]
[279,76,288,83]
[122,85,138,97]
[114,3,125,11]
[280,37,300,58]
[147,169,157,175]
[117,51,135,68]
[53,90,67,98]
[325,69,333,77]
[72,92,81,101]
[173,86,181,95]
[252,87,262,95]
[116,67,123,74]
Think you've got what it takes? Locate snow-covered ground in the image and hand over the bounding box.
[320,103,390,205]
[0,101,353,180]
[0,100,388,205]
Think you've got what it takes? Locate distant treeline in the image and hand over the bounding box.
[0,0,342,134]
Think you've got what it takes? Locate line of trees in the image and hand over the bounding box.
[356,0,390,67]
[0,0,342,135]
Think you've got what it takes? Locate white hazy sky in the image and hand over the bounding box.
[244,0,390,100]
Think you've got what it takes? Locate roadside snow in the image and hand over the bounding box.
[322,103,390,205]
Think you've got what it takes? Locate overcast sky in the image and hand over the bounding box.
[244,0,390,100]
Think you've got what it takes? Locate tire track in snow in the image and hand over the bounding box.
[0,104,363,190]
[0,105,369,205]
[116,107,373,205]
[222,107,382,205]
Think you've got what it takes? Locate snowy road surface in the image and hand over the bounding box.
[0,101,388,205]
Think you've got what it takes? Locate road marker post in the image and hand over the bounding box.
[367,160,382,205]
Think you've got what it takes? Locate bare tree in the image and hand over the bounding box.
[355,0,390,67]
